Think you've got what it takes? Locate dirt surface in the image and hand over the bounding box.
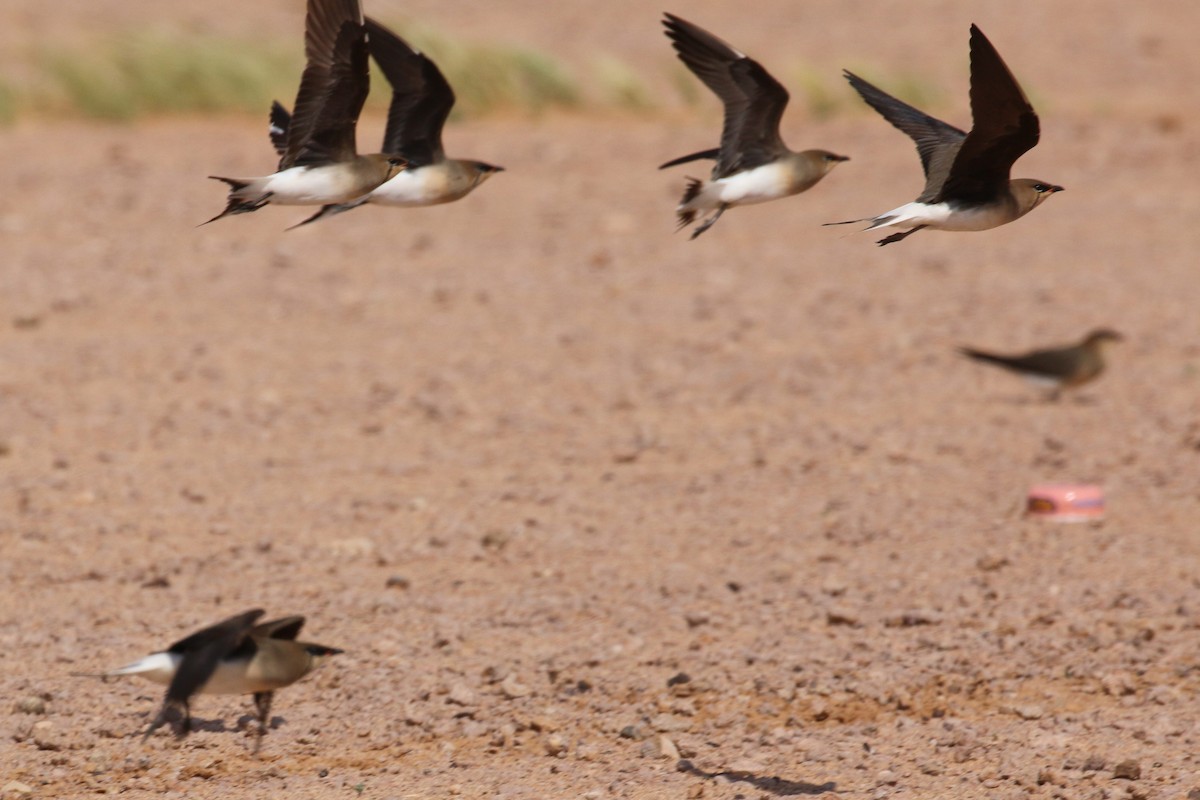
[3,2,1200,798]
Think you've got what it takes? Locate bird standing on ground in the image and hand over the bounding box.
[204,0,406,226]
[76,609,342,753]
[659,13,848,240]
[828,24,1061,246]
[958,328,1123,400]
[269,16,505,228]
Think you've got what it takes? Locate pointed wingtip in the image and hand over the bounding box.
[967,23,993,51]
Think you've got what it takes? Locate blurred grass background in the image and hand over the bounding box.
[0,21,949,125]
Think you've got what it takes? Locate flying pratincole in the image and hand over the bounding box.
[828,24,1061,246]
[658,13,848,240]
[268,16,505,228]
[958,328,1123,400]
[76,609,342,752]
[204,0,406,226]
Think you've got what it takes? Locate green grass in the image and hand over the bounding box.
[395,23,580,116]
[788,65,844,120]
[837,65,949,115]
[3,25,957,126]
[593,56,656,111]
[8,24,583,123]
[37,34,299,121]
[0,77,16,125]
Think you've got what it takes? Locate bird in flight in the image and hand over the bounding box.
[659,13,848,240]
[828,24,1061,245]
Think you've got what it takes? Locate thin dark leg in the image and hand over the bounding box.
[285,199,366,231]
[252,692,274,754]
[142,698,189,743]
[876,225,926,246]
[691,204,727,239]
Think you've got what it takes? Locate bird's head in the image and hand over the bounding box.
[1012,179,1064,213]
[303,644,344,672]
[384,156,408,180]
[1083,328,1124,349]
[809,150,850,175]
[469,162,505,186]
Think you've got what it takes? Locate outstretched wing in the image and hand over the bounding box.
[367,17,454,167]
[163,609,264,704]
[282,0,369,169]
[663,14,789,179]
[843,70,966,202]
[939,25,1039,203]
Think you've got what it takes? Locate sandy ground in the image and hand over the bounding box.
[3,2,1200,798]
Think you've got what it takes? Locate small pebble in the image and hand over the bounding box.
[666,672,691,688]
[13,696,46,715]
[656,735,680,761]
[825,606,860,626]
[543,734,568,757]
[446,683,477,707]
[1012,704,1044,721]
[885,609,942,627]
[1113,760,1141,780]
[650,713,692,733]
[500,674,530,699]
[619,724,648,741]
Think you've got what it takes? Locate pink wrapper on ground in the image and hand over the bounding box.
[1027,483,1105,521]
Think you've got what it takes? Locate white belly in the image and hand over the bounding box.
[368,166,464,207]
[262,165,372,205]
[868,200,1010,232]
[106,651,273,695]
[682,163,795,211]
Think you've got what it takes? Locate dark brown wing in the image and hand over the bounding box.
[268,100,291,158]
[959,344,1082,379]
[366,17,453,167]
[938,25,1040,203]
[252,616,306,641]
[843,71,966,203]
[282,0,368,169]
[163,609,264,704]
[658,147,721,170]
[663,14,789,179]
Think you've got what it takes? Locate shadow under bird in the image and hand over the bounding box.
[76,609,342,752]
[828,24,1061,246]
[659,13,848,240]
[958,328,1124,400]
[204,0,406,226]
[269,16,504,229]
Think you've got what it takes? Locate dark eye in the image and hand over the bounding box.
[1033,183,1048,192]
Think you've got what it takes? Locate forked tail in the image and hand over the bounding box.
[675,177,703,230]
[201,177,272,226]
